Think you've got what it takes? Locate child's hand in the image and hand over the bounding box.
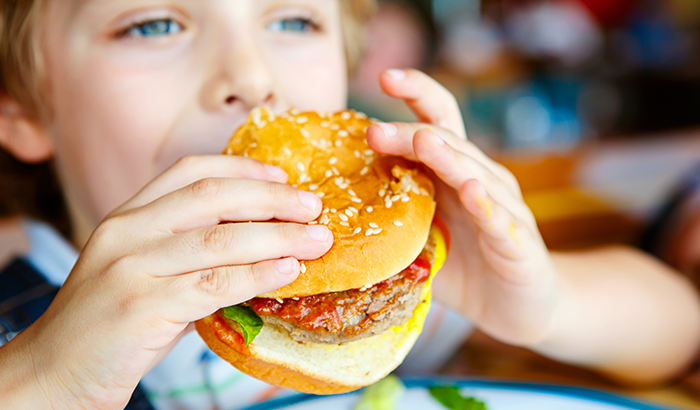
[366,69,558,347]
[8,155,333,409]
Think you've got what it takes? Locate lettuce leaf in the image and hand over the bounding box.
[222,305,263,346]
[353,375,406,410]
[429,386,488,410]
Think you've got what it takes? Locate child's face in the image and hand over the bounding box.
[43,0,347,233]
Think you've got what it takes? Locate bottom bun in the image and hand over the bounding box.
[196,225,447,394]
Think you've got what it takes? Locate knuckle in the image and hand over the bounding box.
[91,214,127,245]
[189,177,222,200]
[201,224,235,254]
[275,223,294,243]
[198,266,233,298]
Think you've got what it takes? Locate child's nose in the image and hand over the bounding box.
[201,41,275,113]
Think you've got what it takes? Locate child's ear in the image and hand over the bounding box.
[0,95,53,163]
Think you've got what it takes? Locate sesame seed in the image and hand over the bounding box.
[299,173,308,183]
[360,167,369,175]
[243,152,249,157]
[374,228,382,234]
[391,195,401,202]
[365,228,374,236]
[385,201,392,208]
[364,149,374,156]
[369,222,379,228]
[297,162,305,172]
[341,112,351,120]
[353,227,362,234]
[401,196,410,202]
[334,177,344,186]
[356,112,367,119]
[308,221,317,225]
[290,108,299,115]
[330,124,340,131]
[320,215,330,224]
[308,184,319,191]
[249,143,258,148]
[348,189,357,197]
[293,297,299,300]
[411,187,421,195]
[366,206,373,212]
[335,140,342,147]
[332,167,340,176]
[331,208,337,213]
[394,220,404,227]
[345,209,353,217]
[339,213,349,222]
[329,157,338,165]
[340,221,349,227]
[325,170,333,178]
[379,189,386,197]
[321,121,330,128]
[226,147,233,155]
[300,263,307,273]
[348,206,358,213]
[283,148,292,156]
[323,208,329,214]
[351,197,362,203]
[300,128,310,138]
[315,192,325,198]
[354,150,361,158]
[296,116,308,124]
[338,130,349,137]
[365,157,374,165]
[276,298,284,304]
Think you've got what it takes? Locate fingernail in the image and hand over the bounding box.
[428,128,445,146]
[306,225,330,242]
[264,164,288,181]
[298,190,320,211]
[386,69,406,81]
[274,257,298,275]
[377,123,397,137]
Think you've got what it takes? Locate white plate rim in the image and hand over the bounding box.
[240,377,678,410]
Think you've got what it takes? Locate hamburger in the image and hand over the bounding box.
[195,107,448,394]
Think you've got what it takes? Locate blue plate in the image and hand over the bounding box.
[241,377,677,410]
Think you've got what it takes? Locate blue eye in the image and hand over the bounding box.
[124,19,182,38]
[267,18,317,33]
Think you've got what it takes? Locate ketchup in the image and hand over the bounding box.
[246,251,431,335]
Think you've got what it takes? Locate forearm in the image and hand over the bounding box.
[533,246,700,385]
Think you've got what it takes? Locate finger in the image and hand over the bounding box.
[114,155,289,215]
[460,179,528,261]
[143,178,323,234]
[412,128,528,219]
[160,258,300,322]
[379,69,466,139]
[366,122,465,162]
[143,222,333,277]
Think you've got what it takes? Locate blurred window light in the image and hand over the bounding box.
[506,2,603,66]
[505,95,552,148]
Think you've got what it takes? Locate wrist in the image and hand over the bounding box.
[0,325,75,410]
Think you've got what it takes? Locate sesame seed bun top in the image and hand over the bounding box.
[223,107,436,299]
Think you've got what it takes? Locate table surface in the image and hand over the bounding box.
[440,331,700,410]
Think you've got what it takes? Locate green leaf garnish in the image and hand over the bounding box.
[353,375,406,410]
[222,305,263,346]
[429,386,488,410]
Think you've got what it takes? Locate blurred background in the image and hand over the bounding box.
[348,0,700,250]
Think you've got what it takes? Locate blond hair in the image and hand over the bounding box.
[0,0,376,122]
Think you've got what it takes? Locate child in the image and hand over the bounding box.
[1,1,699,410]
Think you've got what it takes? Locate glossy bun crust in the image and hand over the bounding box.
[223,107,436,299]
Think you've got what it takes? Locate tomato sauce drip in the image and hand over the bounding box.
[246,252,431,334]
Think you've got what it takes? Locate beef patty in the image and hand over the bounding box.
[245,236,436,345]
